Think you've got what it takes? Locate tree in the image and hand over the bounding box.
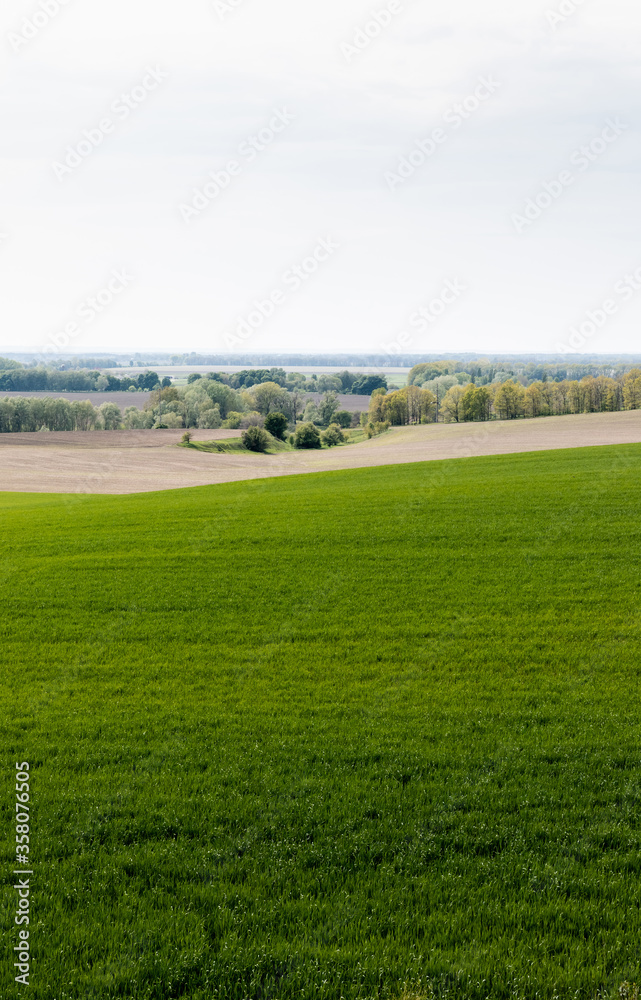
[430,375,458,421]
[493,380,525,420]
[98,402,122,430]
[294,422,322,449]
[351,374,387,395]
[202,380,242,418]
[242,426,269,452]
[317,391,339,426]
[321,423,345,446]
[198,405,222,429]
[622,369,641,411]
[251,381,290,416]
[462,384,491,421]
[316,374,342,392]
[623,375,641,410]
[334,410,352,428]
[123,406,152,430]
[72,400,98,431]
[302,400,320,424]
[441,385,466,423]
[336,370,357,392]
[264,412,288,439]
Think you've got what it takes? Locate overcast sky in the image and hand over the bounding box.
[1,0,639,358]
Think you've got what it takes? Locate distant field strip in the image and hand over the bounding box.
[0,444,640,998]
[1,409,641,493]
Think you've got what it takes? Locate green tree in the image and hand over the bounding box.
[318,392,339,426]
[294,422,322,449]
[242,426,269,452]
[321,423,345,447]
[264,412,288,439]
[493,380,525,420]
[334,410,352,428]
[251,382,290,416]
[441,385,466,423]
[351,374,387,395]
[72,400,98,431]
[99,402,122,430]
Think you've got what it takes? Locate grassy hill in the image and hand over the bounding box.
[1,444,640,999]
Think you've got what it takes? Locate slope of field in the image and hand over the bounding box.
[1,409,641,493]
[1,446,640,999]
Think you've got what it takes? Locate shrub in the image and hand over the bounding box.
[222,411,242,429]
[181,431,192,444]
[264,412,288,439]
[321,423,345,447]
[365,420,390,439]
[294,422,322,449]
[242,426,269,452]
[198,405,221,430]
[334,410,352,428]
[160,412,183,429]
[240,411,264,429]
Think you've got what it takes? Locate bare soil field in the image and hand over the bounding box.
[0,410,640,495]
[0,390,371,413]
[305,393,370,413]
[0,390,151,409]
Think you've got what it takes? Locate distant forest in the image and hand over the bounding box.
[1,357,641,433]
[3,356,641,393]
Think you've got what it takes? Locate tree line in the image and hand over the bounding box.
[369,371,641,425]
[4,370,640,434]
[0,380,358,433]
[0,364,164,393]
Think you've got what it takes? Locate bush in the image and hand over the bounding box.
[264,412,288,439]
[321,423,345,447]
[222,411,242,429]
[294,422,322,449]
[159,412,183,429]
[198,405,221,429]
[365,420,390,439]
[181,431,192,444]
[239,411,264,429]
[242,426,269,452]
[334,410,352,428]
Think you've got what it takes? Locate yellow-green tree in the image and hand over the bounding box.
[441,385,466,423]
[493,380,525,420]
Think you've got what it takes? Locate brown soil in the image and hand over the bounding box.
[0,390,151,409]
[0,411,640,495]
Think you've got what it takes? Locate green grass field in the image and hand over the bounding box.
[1,444,640,1000]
